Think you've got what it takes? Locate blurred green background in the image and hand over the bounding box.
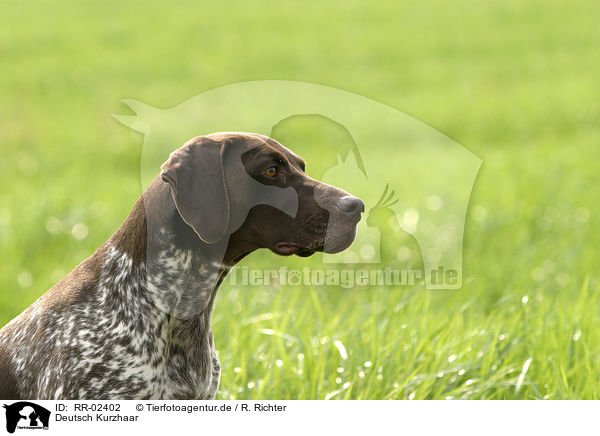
[1,0,599,399]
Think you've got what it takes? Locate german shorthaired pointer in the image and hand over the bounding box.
[0,133,364,399]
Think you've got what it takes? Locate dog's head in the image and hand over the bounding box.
[160,132,364,258]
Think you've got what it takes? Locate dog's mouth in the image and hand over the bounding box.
[272,242,317,257]
[272,221,360,257]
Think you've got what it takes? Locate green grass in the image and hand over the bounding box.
[1,0,599,399]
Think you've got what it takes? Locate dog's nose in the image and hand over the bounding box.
[336,196,365,215]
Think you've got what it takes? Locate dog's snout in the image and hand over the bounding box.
[336,195,365,215]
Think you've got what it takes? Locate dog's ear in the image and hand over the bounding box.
[160,137,230,244]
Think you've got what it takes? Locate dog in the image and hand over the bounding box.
[0,132,364,399]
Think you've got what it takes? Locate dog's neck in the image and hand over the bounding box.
[106,177,255,323]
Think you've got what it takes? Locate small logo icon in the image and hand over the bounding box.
[3,402,50,434]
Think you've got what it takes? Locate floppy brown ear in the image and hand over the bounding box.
[160,137,230,244]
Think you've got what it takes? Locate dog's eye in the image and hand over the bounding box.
[264,167,277,177]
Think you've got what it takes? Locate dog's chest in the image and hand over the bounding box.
[66,310,217,400]
[4,245,222,400]
[46,313,216,400]
[78,247,220,399]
